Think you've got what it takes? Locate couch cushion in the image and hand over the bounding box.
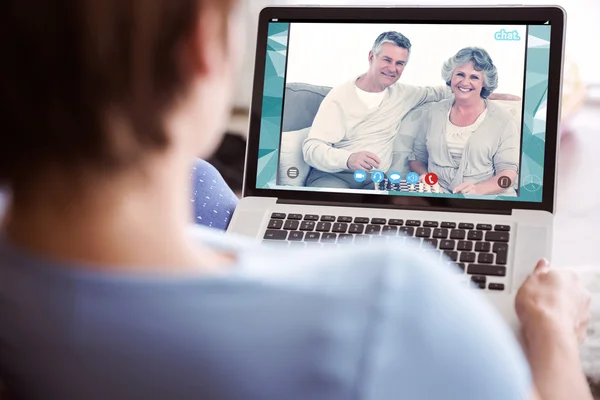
[282,83,332,132]
[277,127,312,186]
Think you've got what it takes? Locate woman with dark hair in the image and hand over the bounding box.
[0,2,592,400]
[409,47,520,196]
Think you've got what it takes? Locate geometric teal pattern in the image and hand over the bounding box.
[256,23,289,188]
[508,25,551,202]
[256,24,551,204]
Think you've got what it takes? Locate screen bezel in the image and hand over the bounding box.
[243,6,565,214]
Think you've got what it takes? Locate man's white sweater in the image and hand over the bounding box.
[302,78,451,173]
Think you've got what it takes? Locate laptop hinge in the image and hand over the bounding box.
[277,198,512,216]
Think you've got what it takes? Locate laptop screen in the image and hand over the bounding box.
[254,19,553,203]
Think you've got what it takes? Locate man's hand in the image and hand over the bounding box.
[347,151,381,171]
[453,182,480,194]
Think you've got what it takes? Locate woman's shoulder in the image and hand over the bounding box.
[486,100,520,123]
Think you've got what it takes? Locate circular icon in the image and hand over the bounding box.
[522,175,542,192]
[371,170,385,183]
[406,172,419,185]
[287,167,300,179]
[388,171,402,184]
[424,173,439,185]
[497,176,513,189]
[354,170,367,183]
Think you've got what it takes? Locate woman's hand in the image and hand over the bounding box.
[516,259,591,346]
[453,181,481,194]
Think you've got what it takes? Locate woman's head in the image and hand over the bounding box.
[441,47,498,100]
[0,0,240,193]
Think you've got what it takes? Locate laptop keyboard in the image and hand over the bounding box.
[263,213,511,292]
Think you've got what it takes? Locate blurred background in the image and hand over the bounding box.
[211,0,598,193]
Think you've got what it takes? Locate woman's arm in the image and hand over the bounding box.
[517,260,593,400]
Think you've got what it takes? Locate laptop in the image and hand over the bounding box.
[228,5,566,331]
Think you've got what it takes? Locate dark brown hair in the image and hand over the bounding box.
[0,0,236,189]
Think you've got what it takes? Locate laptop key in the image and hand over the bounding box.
[416,228,431,238]
[268,219,284,229]
[289,242,306,248]
[316,222,332,232]
[459,223,475,229]
[467,264,507,277]
[423,221,439,228]
[271,213,286,219]
[304,232,321,242]
[471,276,486,289]
[406,220,421,227]
[321,233,337,242]
[388,219,404,226]
[332,223,348,233]
[371,218,386,225]
[354,217,369,224]
[263,230,288,240]
[349,224,364,234]
[382,226,398,235]
[441,222,457,229]
[288,231,304,241]
[489,283,505,291]
[287,214,303,220]
[423,238,438,248]
[337,234,353,243]
[467,230,484,241]
[476,224,493,231]
[444,251,459,262]
[432,228,449,239]
[283,220,300,230]
[486,231,510,243]
[366,225,381,235]
[399,227,415,236]
[475,242,491,252]
[457,241,473,251]
[299,221,316,231]
[321,215,336,222]
[304,214,319,221]
[450,229,466,240]
[493,243,509,265]
[440,240,456,250]
[337,216,353,223]
[494,225,511,231]
[460,252,476,263]
[478,253,495,264]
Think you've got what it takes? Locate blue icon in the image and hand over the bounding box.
[354,170,367,183]
[371,170,385,183]
[406,172,419,185]
[388,171,402,184]
[494,29,521,41]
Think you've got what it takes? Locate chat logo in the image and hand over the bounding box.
[495,29,521,41]
[354,170,367,183]
[388,171,402,184]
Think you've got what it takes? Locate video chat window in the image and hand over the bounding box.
[277,23,526,198]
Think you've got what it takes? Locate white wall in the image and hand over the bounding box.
[234,0,600,109]
[286,23,526,95]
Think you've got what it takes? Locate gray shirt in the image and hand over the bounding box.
[409,99,520,195]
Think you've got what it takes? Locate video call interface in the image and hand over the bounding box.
[267,21,550,201]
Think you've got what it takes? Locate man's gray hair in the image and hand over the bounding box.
[372,31,412,58]
[441,47,498,98]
